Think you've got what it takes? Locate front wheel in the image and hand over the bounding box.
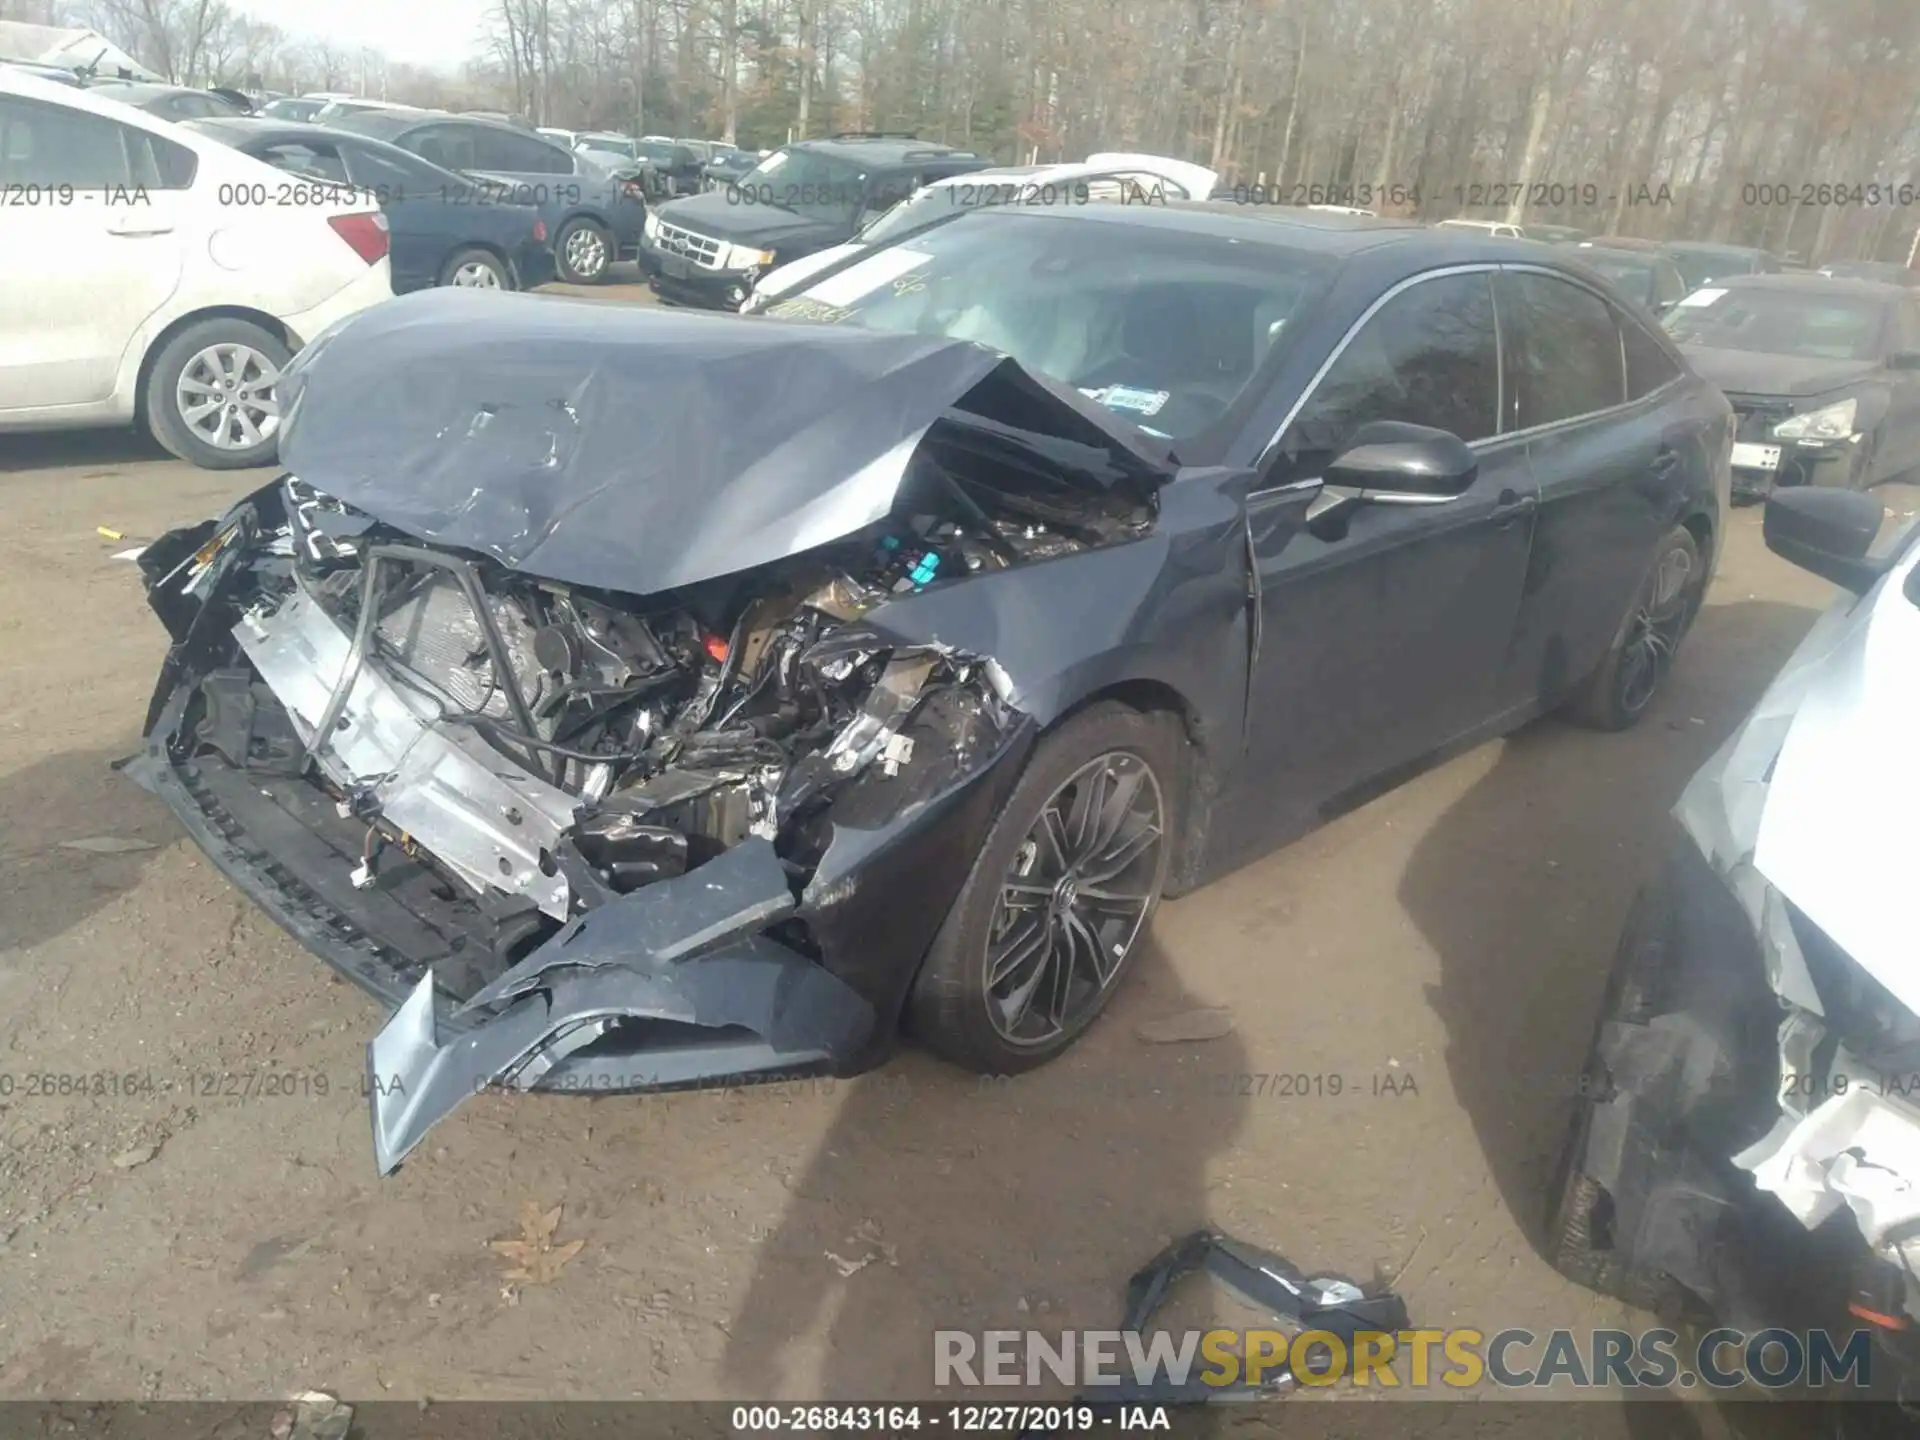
[554,217,613,284]
[1562,526,1702,732]
[907,703,1180,1074]
[143,317,291,470]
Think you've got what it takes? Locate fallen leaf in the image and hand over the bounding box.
[111,1143,159,1170]
[60,837,156,855]
[1135,1007,1235,1044]
[489,1201,585,1284]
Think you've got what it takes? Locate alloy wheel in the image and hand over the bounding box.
[451,259,504,287]
[564,226,608,279]
[1618,545,1694,716]
[175,343,281,452]
[984,751,1165,1046]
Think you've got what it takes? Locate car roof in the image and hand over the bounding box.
[927,198,1553,260]
[1577,244,1665,263]
[182,115,467,173]
[1714,273,1909,301]
[84,81,195,100]
[329,107,547,140]
[791,134,984,164]
[1664,240,1768,255]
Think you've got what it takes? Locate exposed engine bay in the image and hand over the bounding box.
[149,433,1152,1000]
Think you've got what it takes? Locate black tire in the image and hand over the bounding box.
[438,246,513,290]
[554,217,614,284]
[907,702,1181,1074]
[143,317,292,470]
[1562,525,1703,732]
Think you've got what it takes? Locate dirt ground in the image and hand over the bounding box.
[0,280,1906,1426]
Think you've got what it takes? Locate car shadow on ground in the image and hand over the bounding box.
[0,744,169,954]
[0,429,174,474]
[720,932,1253,1401]
[1402,599,1817,1265]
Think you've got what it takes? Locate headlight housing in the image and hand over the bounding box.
[721,242,776,271]
[1773,396,1858,442]
[643,212,660,240]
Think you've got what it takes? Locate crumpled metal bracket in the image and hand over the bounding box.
[1073,1227,1412,1408]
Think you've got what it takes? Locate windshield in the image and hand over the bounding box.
[581,136,635,158]
[1663,288,1887,360]
[1669,248,1758,288]
[1579,252,1656,301]
[767,210,1336,443]
[732,147,871,219]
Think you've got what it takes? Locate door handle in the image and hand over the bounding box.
[1491,489,1538,526]
[1651,448,1681,478]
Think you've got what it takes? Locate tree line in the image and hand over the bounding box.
[9,0,1919,263]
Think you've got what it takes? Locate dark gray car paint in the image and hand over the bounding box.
[133,216,1736,1174]
[275,288,1172,596]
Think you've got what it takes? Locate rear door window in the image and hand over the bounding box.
[470,125,572,174]
[252,139,349,184]
[403,123,478,172]
[1509,271,1626,426]
[1618,308,1684,398]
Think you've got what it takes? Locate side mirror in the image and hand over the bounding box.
[1653,300,1677,317]
[1886,350,1920,371]
[1322,421,1478,503]
[1764,488,1885,593]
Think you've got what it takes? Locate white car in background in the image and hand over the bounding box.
[743,152,1220,312]
[1436,217,1527,239]
[0,69,393,468]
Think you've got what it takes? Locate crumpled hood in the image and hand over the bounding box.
[1679,344,1880,399]
[1750,539,1920,1013]
[275,288,1164,594]
[1680,520,1920,1013]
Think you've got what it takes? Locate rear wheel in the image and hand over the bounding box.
[1563,526,1702,731]
[143,317,290,470]
[554,218,613,284]
[908,703,1180,1074]
[439,247,512,289]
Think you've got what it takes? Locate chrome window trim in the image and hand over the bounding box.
[1255,260,1683,488]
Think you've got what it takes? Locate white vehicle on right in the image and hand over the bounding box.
[1552,482,1920,1390]
[743,153,1220,313]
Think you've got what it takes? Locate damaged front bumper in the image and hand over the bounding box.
[128,678,1029,1173]
[126,511,1037,1176]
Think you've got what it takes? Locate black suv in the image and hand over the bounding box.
[640,132,990,309]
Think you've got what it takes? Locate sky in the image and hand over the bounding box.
[229,0,492,72]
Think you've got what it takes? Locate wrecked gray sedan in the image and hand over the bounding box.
[127,209,1728,1172]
